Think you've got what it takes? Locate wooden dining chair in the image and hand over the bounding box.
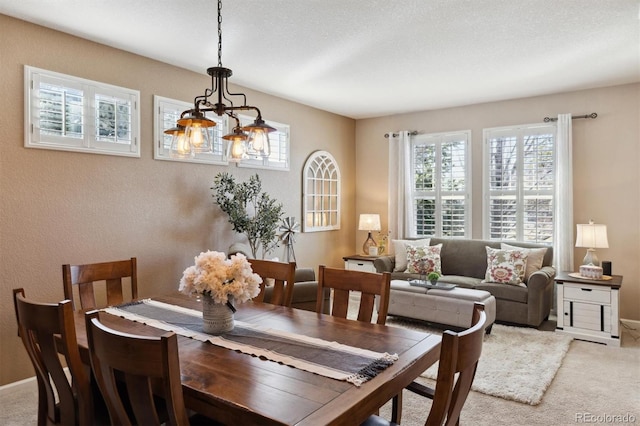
[12,288,94,426]
[62,257,138,311]
[85,310,194,426]
[316,265,391,325]
[363,303,488,426]
[247,258,297,307]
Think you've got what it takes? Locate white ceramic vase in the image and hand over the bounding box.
[202,294,234,335]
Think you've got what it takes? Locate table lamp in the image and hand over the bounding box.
[359,214,381,255]
[575,220,609,266]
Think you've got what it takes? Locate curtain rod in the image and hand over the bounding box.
[543,112,597,122]
[384,130,418,138]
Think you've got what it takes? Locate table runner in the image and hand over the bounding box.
[103,299,398,386]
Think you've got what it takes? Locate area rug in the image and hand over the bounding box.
[386,317,573,405]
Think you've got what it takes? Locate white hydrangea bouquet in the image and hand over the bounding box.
[179,250,262,310]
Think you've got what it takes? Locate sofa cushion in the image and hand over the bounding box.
[501,243,547,283]
[476,281,528,304]
[392,238,430,272]
[437,275,482,289]
[406,244,442,274]
[483,246,527,285]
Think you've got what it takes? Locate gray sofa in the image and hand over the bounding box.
[228,243,329,312]
[373,237,555,327]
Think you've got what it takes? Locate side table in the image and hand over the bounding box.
[343,255,380,273]
[555,271,622,346]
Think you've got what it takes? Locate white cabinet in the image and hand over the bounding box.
[343,255,378,273]
[555,272,622,346]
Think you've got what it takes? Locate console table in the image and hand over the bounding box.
[555,271,622,346]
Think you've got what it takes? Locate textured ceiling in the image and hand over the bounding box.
[1,0,639,119]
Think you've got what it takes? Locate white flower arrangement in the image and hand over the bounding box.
[179,250,262,305]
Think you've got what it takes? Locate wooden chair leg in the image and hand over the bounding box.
[391,391,403,424]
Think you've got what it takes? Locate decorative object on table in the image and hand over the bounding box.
[602,260,612,276]
[575,219,608,266]
[278,216,300,262]
[179,250,262,334]
[579,264,603,279]
[427,271,441,285]
[358,213,381,255]
[376,230,390,255]
[212,173,284,259]
[168,0,276,161]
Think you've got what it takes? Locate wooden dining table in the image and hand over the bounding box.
[73,293,441,425]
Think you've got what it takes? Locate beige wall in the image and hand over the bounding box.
[355,83,640,322]
[0,15,356,385]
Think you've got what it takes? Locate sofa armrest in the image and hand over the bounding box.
[373,256,395,273]
[527,266,556,291]
[295,267,315,282]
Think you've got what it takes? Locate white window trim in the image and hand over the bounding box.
[236,114,290,171]
[153,95,228,165]
[302,150,341,232]
[410,130,472,238]
[24,65,140,158]
[482,123,556,242]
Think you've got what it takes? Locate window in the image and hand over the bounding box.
[153,96,228,164]
[237,114,290,171]
[25,66,140,157]
[303,151,340,232]
[410,131,471,238]
[483,124,555,243]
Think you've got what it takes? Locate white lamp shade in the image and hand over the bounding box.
[358,214,381,231]
[575,222,609,249]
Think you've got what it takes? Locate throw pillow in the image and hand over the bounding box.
[501,243,548,283]
[391,238,430,272]
[406,244,443,274]
[484,246,528,286]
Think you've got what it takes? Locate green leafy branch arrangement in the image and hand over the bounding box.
[211,173,284,259]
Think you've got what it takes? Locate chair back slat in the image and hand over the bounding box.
[246,259,297,307]
[12,288,92,425]
[85,311,190,426]
[426,303,487,426]
[316,265,391,325]
[63,257,137,310]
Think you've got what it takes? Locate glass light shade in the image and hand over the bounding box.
[178,114,216,153]
[165,126,194,159]
[223,127,248,162]
[243,118,276,158]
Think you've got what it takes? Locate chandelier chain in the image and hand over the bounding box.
[217,0,223,67]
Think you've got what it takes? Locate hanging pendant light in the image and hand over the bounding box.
[177,0,275,161]
[243,118,276,158]
[165,125,194,159]
[223,115,248,162]
[177,111,215,154]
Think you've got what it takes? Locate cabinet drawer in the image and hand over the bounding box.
[564,286,610,304]
[345,260,376,273]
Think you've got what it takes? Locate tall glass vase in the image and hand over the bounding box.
[202,294,234,335]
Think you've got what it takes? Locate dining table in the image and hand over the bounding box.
[73,293,441,426]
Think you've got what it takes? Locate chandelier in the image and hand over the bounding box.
[166,0,275,161]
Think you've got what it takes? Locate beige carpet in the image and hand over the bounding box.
[393,320,573,405]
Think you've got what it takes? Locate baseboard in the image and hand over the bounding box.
[0,375,36,392]
[621,318,640,328]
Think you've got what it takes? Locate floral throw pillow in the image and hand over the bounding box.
[484,247,528,285]
[406,244,443,274]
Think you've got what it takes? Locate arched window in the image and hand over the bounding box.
[303,151,341,232]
